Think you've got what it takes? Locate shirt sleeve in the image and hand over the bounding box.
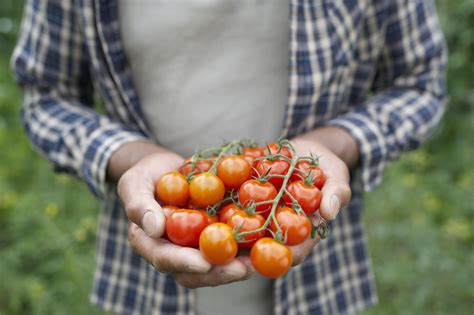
[11,0,149,198]
[327,0,448,191]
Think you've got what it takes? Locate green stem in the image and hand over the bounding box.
[207,140,244,174]
[237,143,298,240]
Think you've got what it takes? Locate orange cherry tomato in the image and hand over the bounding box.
[217,155,252,189]
[227,210,265,248]
[284,180,322,215]
[189,172,225,207]
[165,209,209,247]
[269,207,311,245]
[250,238,293,278]
[179,158,213,177]
[155,172,189,207]
[199,223,238,265]
[218,203,242,223]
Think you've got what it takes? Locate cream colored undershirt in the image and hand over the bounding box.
[119,1,289,314]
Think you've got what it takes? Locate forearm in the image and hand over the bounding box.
[107,141,183,182]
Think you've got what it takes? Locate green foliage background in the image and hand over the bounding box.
[0,1,472,314]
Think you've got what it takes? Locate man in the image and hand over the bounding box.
[12,0,446,314]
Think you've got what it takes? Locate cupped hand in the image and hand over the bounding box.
[288,130,354,265]
[111,142,254,288]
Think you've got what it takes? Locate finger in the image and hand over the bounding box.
[118,168,166,238]
[173,256,255,288]
[320,179,351,220]
[289,234,319,266]
[128,223,211,273]
[318,158,351,221]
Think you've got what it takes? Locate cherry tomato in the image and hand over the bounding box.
[218,203,242,223]
[227,210,265,248]
[155,172,189,207]
[239,179,278,213]
[250,238,293,278]
[200,210,219,224]
[217,156,252,189]
[291,160,326,189]
[269,207,311,245]
[179,158,213,177]
[284,180,322,215]
[161,205,178,240]
[243,146,264,166]
[199,223,238,265]
[185,201,201,210]
[189,172,225,207]
[263,143,293,159]
[165,209,209,247]
[255,158,290,189]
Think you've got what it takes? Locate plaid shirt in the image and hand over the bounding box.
[12,0,447,314]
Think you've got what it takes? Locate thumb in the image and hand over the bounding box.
[319,179,351,220]
[117,168,166,238]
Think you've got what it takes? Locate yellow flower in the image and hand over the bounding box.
[402,174,417,187]
[443,218,471,240]
[28,280,45,300]
[44,203,59,218]
[74,228,87,242]
[421,192,441,212]
[457,174,472,191]
[0,192,17,208]
[408,150,430,168]
[54,173,70,184]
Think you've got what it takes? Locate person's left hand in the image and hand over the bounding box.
[288,132,353,265]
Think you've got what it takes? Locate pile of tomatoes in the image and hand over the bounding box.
[155,140,327,278]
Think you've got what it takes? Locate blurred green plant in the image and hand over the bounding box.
[0,1,473,314]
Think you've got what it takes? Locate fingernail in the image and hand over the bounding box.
[329,195,340,220]
[142,210,157,236]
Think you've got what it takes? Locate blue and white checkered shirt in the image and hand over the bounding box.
[12,0,447,314]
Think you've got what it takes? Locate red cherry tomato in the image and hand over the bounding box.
[189,172,225,207]
[227,210,265,248]
[291,160,326,189]
[269,207,311,245]
[250,238,292,278]
[217,155,252,189]
[218,203,242,223]
[284,180,322,215]
[161,205,178,240]
[155,172,189,207]
[255,158,290,189]
[165,209,209,247]
[243,146,264,166]
[263,143,293,159]
[238,179,278,214]
[199,223,238,265]
[179,158,213,177]
[200,210,219,224]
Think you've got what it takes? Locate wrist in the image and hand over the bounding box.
[292,126,360,169]
[107,140,181,182]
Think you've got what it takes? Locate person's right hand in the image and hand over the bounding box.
[110,141,255,288]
